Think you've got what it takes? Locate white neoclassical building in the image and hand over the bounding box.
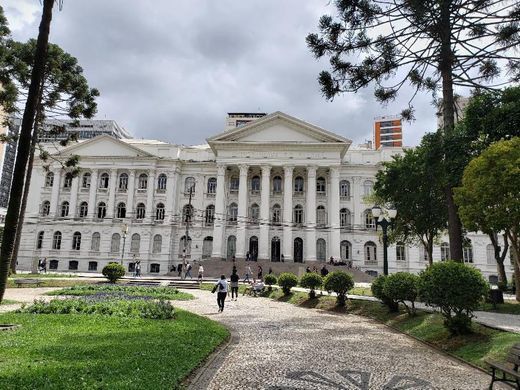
[17,112,507,280]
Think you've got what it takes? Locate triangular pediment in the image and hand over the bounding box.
[55,135,154,158]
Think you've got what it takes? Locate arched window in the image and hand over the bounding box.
[72,232,81,250]
[205,205,215,225]
[99,172,109,189]
[440,242,450,261]
[340,208,351,228]
[155,203,165,221]
[227,235,236,260]
[340,240,352,260]
[157,174,167,190]
[130,233,140,253]
[316,205,327,226]
[202,236,213,259]
[36,231,44,249]
[363,180,374,196]
[45,172,54,187]
[179,235,192,256]
[294,176,304,193]
[293,204,304,224]
[82,172,91,188]
[63,173,73,189]
[365,241,377,263]
[316,238,326,261]
[117,202,126,218]
[41,201,51,216]
[136,203,146,219]
[79,202,88,218]
[273,176,282,193]
[182,204,193,224]
[97,202,107,219]
[487,244,495,265]
[111,233,121,253]
[118,173,128,191]
[272,204,281,224]
[250,203,259,223]
[228,202,238,222]
[152,234,162,253]
[184,176,195,193]
[138,173,148,190]
[207,177,217,194]
[316,177,326,194]
[396,242,406,261]
[340,180,350,198]
[60,201,69,217]
[251,175,261,192]
[364,209,375,229]
[463,241,473,263]
[229,176,239,192]
[91,232,101,251]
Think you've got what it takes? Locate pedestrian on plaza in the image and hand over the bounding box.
[185,262,193,279]
[321,265,329,277]
[306,266,311,273]
[213,275,228,312]
[257,265,263,281]
[198,264,204,283]
[135,261,141,277]
[230,269,239,301]
[268,267,273,275]
[177,263,183,278]
[312,266,318,273]
[246,251,250,262]
[329,256,334,265]
[281,254,285,263]
[243,265,252,283]
[41,257,47,273]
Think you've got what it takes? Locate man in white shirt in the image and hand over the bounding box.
[215,274,228,312]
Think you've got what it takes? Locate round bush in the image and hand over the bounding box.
[300,273,323,299]
[277,273,298,295]
[102,262,126,283]
[419,261,488,335]
[371,275,398,312]
[264,274,277,290]
[323,271,354,307]
[383,272,420,316]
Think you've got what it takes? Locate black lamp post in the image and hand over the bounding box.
[371,205,397,276]
[120,223,128,266]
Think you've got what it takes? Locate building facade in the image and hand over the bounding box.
[373,116,402,149]
[17,112,508,280]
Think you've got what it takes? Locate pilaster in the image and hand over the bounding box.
[259,165,271,260]
[211,164,226,258]
[306,166,317,261]
[282,166,294,261]
[236,164,249,259]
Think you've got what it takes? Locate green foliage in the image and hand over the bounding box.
[48,284,194,300]
[371,275,398,312]
[323,271,354,307]
[383,272,420,316]
[277,272,298,295]
[101,263,125,283]
[419,261,489,335]
[264,274,277,290]
[300,272,323,299]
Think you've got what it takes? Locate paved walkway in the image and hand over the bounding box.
[175,290,498,390]
[0,287,59,313]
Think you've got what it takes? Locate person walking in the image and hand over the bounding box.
[135,261,141,277]
[257,265,263,281]
[198,264,204,283]
[306,266,311,273]
[321,265,329,277]
[243,265,252,283]
[41,258,47,274]
[246,251,250,262]
[214,275,228,312]
[185,262,193,279]
[230,269,239,301]
[177,263,183,278]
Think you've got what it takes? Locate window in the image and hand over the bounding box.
[273,176,282,193]
[136,203,146,219]
[229,176,239,192]
[207,177,217,194]
[88,261,98,271]
[396,242,406,261]
[157,174,167,190]
[45,172,54,187]
[117,202,126,218]
[49,260,58,270]
[97,202,107,219]
[440,242,450,261]
[202,236,213,259]
[52,231,62,250]
[487,244,495,265]
[340,240,352,260]
[111,233,121,253]
[363,180,374,196]
[152,234,162,253]
[251,176,261,192]
[72,232,82,250]
[130,233,140,253]
[293,204,304,224]
[205,205,215,225]
[155,203,165,221]
[317,205,327,226]
[340,180,351,198]
[138,173,148,189]
[82,172,91,188]
[250,203,259,223]
[179,236,192,256]
[68,260,79,271]
[79,202,88,218]
[294,176,304,193]
[91,232,100,251]
[316,177,326,194]
[118,173,128,191]
[227,235,236,260]
[463,242,473,263]
[340,208,351,228]
[364,209,375,229]
[99,173,109,189]
[419,246,429,262]
[182,204,193,224]
[228,202,238,222]
[36,231,44,249]
[150,263,160,273]
[41,201,51,216]
[316,239,326,261]
[272,204,281,224]
[184,177,195,193]
[365,241,377,263]
[63,173,73,189]
[60,201,69,217]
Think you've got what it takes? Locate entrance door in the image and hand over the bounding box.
[271,236,281,262]
[294,238,303,263]
[249,236,258,261]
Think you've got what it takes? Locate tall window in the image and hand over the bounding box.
[118,173,128,191]
[97,202,107,219]
[228,202,238,222]
[152,234,162,253]
[340,180,350,198]
[363,180,374,196]
[202,237,213,259]
[157,174,167,190]
[396,242,406,261]
[138,173,148,189]
[340,240,352,260]
[487,244,495,265]
[136,203,146,219]
[184,176,195,193]
[82,172,91,188]
[45,172,54,187]
[365,241,377,263]
[316,205,327,226]
[293,204,304,224]
[316,177,326,194]
[79,202,88,218]
[60,201,69,217]
[316,239,326,261]
[111,233,121,253]
[294,176,304,193]
[91,232,101,251]
[273,176,282,193]
[272,204,281,224]
[179,236,192,256]
[130,233,140,253]
[250,203,260,223]
[41,201,51,216]
[117,202,126,218]
[150,263,160,273]
[440,242,450,261]
[72,232,82,250]
[463,242,473,263]
[419,245,429,262]
[205,205,215,225]
[364,209,375,229]
[52,231,62,249]
[88,262,98,271]
[182,204,193,224]
[227,235,236,260]
[340,208,351,228]
[155,203,165,220]
[99,172,109,189]
[63,173,73,189]
[36,231,44,249]
[229,176,239,192]
[207,177,217,194]
[251,176,261,192]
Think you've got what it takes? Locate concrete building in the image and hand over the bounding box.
[373,116,402,149]
[16,111,507,280]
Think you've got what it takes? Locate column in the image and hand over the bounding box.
[352,176,361,227]
[282,166,294,261]
[305,166,317,261]
[88,169,98,219]
[211,164,226,259]
[329,166,341,260]
[49,168,62,217]
[165,168,179,221]
[236,164,249,259]
[107,169,118,218]
[259,165,271,260]
[146,170,156,222]
[69,174,79,218]
[126,171,136,219]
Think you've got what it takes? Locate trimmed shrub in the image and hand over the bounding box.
[323,271,354,307]
[419,261,488,335]
[300,273,323,299]
[383,272,420,316]
[102,263,125,283]
[278,273,298,295]
[371,276,398,312]
[264,274,277,291]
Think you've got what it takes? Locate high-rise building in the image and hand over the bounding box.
[373,116,402,149]
[225,113,266,130]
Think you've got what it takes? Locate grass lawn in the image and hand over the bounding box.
[6,279,95,289]
[9,273,77,278]
[0,299,18,305]
[46,285,194,300]
[0,309,229,389]
[479,300,520,315]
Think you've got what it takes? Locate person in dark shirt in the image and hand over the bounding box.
[230,269,240,301]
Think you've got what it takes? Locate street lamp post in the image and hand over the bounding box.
[120,224,128,266]
[371,205,397,276]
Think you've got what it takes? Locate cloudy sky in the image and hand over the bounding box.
[3,0,440,146]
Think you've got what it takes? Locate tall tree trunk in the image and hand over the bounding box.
[427,238,434,267]
[0,0,54,303]
[489,232,508,286]
[507,229,520,302]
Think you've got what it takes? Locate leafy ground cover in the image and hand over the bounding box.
[47,284,194,300]
[6,279,94,288]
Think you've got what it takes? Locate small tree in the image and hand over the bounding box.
[323,271,354,307]
[383,272,419,316]
[264,274,277,291]
[300,273,323,299]
[277,273,298,296]
[102,263,125,284]
[419,261,488,335]
[371,275,398,312]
